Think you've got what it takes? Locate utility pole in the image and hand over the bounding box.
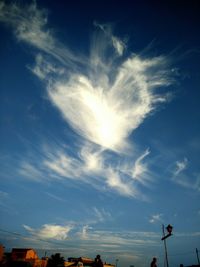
[196,248,200,265]
[162,224,169,267]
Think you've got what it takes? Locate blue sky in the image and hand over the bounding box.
[0,0,200,266]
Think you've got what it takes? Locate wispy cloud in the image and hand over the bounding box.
[1,1,174,200]
[80,145,104,173]
[23,224,73,240]
[45,192,67,202]
[17,142,152,198]
[105,167,136,197]
[93,207,112,222]
[174,157,188,176]
[93,22,126,57]
[47,55,171,152]
[19,161,45,182]
[171,158,200,192]
[29,54,65,80]
[44,151,81,179]
[0,1,85,68]
[131,149,151,183]
[78,225,92,240]
[149,213,163,224]
[74,225,160,248]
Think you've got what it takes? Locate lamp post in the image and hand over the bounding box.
[161,224,173,267]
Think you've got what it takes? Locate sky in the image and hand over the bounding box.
[0,0,200,267]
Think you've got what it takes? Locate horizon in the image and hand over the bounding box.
[2,244,200,267]
[0,1,200,267]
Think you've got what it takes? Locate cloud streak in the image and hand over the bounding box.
[17,144,139,197]
[174,158,188,176]
[23,222,160,248]
[171,158,200,192]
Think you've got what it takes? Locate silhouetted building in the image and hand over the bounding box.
[10,248,47,267]
[11,249,38,261]
[0,245,4,262]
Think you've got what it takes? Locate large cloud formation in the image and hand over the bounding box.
[0,1,173,198]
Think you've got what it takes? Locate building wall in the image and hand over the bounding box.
[0,245,4,262]
[11,249,38,261]
[12,251,26,261]
[26,250,38,260]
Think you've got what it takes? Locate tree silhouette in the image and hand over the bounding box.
[47,253,65,267]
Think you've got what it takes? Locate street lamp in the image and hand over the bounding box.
[161,224,173,267]
[161,224,173,240]
[166,224,173,235]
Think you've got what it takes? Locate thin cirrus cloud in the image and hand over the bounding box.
[93,207,112,222]
[0,1,85,68]
[22,222,160,252]
[149,213,163,224]
[172,158,200,192]
[131,149,151,185]
[174,157,188,176]
[74,223,160,247]
[17,144,149,198]
[1,1,173,198]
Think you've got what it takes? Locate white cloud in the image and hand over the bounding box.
[0,1,85,68]
[18,143,154,199]
[21,222,161,252]
[132,149,150,182]
[47,75,127,151]
[93,22,126,57]
[48,54,171,153]
[112,36,126,56]
[149,213,163,224]
[0,2,53,49]
[172,158,200,192]
[78,225,93,240]
[23,224,73,240]
[29,54,65,80]
[80,145,104,173]
[44,151,81,179]
[174,157,188,176]
[105,167,136,197]
[1,1,174,200]
[19,162,44,182]
[77,229,159,247]
[93,207,112,222]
